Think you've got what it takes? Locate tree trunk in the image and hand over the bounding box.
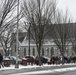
[62,52,64,64]
[61,46,64,64]
[37,46,42,66]
[38,52,42,66]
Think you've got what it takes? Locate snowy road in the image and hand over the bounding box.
[9,67,76,75]
[0,64,76,75]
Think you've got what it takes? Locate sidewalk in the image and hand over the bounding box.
[10,67,76,75]
[0,63,76,71]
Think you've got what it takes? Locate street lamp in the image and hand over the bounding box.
[24,22,31,64]
[15,0,19,68]
[24,22,31,57]
[28,23,31,64]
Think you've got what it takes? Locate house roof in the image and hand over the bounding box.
[11,32,27,43]
[11,23,76,47]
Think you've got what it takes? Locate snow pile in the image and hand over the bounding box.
[0,63,76,71]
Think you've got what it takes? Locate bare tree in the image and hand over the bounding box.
[22,0,56,66]
[68,23,76,55]
[52,10,72,64]
[0,0,19,34]
[0,0,23,56]
[0,27,14,56]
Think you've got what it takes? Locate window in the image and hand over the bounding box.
[33,48,35,56]
[51,47,54,56]
[47,48,49,55]
[24,48,26,56]
[42,48,44,56]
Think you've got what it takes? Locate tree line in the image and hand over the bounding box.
[0,0,76,66]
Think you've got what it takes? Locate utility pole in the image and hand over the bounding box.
[28,23,31,64]
[15,0,19,68]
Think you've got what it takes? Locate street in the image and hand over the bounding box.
[27,71,76,75]
[0,64,76,75]
[61,71,76,75]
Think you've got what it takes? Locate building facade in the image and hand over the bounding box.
[11,33,73,57]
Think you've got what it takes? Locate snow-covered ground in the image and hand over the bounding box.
[0,63,76,70]
[10,67,76,75]
[0,63,76,75]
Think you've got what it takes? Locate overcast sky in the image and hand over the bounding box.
[57,0,76,22]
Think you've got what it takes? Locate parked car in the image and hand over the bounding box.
[3,57,10,67]
[25,55,35,64]
[41,56,48,64]
[21,58,27,65]
[35,56,48,65]
[6,56,22,64]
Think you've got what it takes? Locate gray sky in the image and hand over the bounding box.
[57,0,76,22]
